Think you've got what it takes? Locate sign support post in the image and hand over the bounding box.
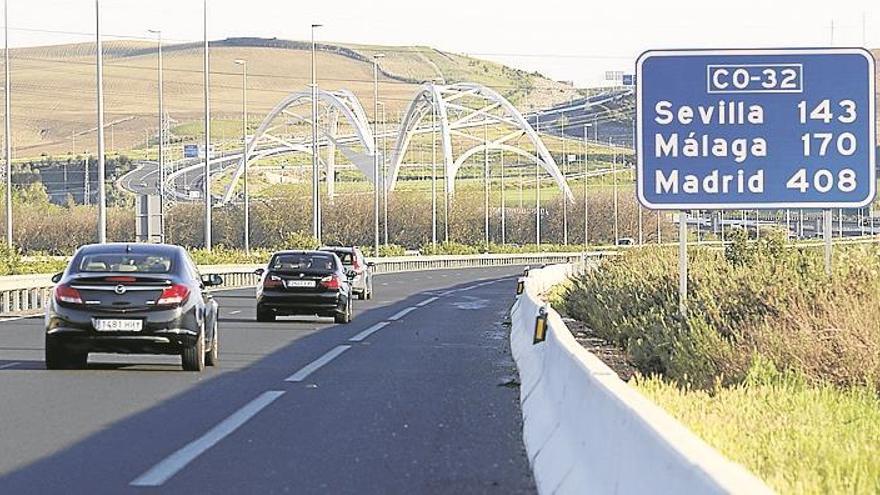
[679,210,688,316]
[824,208,832,275]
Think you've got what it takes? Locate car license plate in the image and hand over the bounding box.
[285,280,315,288]
[93,318,143,332]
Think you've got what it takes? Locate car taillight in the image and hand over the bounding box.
[156,284,190,307]
[55,284,83,305]
[320,275,341,290]
[263,275,282,289]
[352,258,362,271]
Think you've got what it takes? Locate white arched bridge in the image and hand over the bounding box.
[201,82,573,206]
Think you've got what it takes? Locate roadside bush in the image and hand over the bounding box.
[563,236,880,389]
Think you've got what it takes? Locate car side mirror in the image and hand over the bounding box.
[51,272,63,284]
[254,268,265,277]
[346,269,357,279]
[202,274,224,287]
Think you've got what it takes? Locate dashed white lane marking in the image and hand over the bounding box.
[229,310,241,315]
[130,390,285,487]
[285,345,351,382]
[387,307,417,321]
[416,296,439,307]
[349,322,390,342]
[0,362,18,370]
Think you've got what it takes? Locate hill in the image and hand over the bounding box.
[3,37,580,158]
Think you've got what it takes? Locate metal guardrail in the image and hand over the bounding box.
[0,252,613,316]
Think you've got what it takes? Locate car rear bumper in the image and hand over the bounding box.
[258,291,346,316]
[45,303,200,354]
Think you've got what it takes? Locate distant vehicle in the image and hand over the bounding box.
[615,237,635,246]
[45,243,222,372]
[318,246,374,300]
[255,250,354,324]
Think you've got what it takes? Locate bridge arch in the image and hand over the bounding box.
[388,82,573,202]
[220,88,376,205]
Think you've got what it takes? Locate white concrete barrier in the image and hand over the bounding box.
[510,264,773,495]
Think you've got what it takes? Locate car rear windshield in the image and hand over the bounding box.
[325,250,353,264]
[271,254,337,272]
[77,253,174,273]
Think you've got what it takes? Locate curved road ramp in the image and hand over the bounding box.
[510,264,773,494]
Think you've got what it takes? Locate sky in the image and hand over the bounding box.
[5,0,880,86]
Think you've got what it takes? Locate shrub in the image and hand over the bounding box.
[563,241,880,389]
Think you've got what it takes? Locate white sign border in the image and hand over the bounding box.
[636,47,876,211]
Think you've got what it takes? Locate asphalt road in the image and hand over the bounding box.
[118,161,159,195]
[0,266,535,494]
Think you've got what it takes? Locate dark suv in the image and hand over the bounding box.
[45,243,222,371]
[255,250,354,323]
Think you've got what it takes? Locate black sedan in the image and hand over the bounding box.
[45,243,223,371]
[255,250,354,324]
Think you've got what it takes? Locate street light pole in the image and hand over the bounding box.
[3,0,11,248]
[234,59,249,254]
[561,116,567,245]
[95,0,106,243]
[202,0,212,250]
[431,91,437,247]
[483,119,489,248]
[148,29,164,242]
[372,54,383,257]
[611,137,618,242]
[380,102,388,245]
[310,24,322,243]
[500,149,506,245]
[535,112,541,246]
[583,123,591,247]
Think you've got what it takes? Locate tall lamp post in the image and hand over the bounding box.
[430,84,437,246]
[3,0,11,248]
[234,59,249,254]
[95,0,107,243]
[372,53,384,256]
[147,28,164,242]
[310,23,322,243]
[535,112,541,246]
[377,101,388,245]
[202,0,212,250]
[582,123,592,247]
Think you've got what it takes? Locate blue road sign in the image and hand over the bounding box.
[637,48,876,209]
[183,144,199,159]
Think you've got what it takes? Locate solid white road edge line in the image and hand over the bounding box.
[387,307,417,321]
[415,296,439,307]
[349,322,390,342]
[285,345,351,382]
[130,390,285,487]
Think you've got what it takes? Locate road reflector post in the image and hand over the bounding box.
[533,305,548,344]
[516,277,525,295]
[522,265,530,277]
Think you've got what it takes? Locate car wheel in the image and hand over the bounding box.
[334,297,352,324]
[182,330,206,372]
[205,321,219,367]
[45,336,87,370]
[256,304,275,323]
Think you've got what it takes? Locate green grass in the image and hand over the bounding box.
[635,365,880,494]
